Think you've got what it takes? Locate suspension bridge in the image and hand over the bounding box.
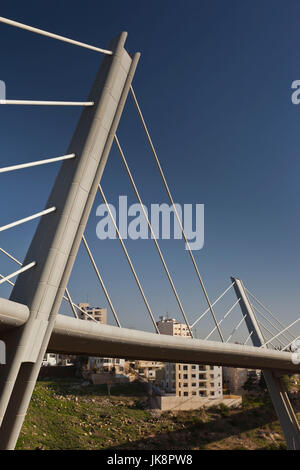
[0,16,299,450]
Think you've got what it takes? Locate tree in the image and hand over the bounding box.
[242,375,257,392]
[258,373,267,392]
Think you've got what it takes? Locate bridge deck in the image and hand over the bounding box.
[0,299,298,372]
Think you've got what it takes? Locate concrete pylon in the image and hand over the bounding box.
[232,277,300,450]
[0,34,140,449]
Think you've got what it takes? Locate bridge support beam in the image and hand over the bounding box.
[232,277,300,450]
[0,34,139,450]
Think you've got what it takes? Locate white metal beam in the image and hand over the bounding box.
[0,154,75,174]
[0,16,113,55]
[0,207,56,232]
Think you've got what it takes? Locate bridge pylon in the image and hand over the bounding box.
[232,277,300,450]
[0,34,139,450]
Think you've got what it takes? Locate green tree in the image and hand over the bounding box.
[243,375,257,392]
[258,373,267,392]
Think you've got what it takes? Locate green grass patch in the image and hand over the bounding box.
[15,379,297,450]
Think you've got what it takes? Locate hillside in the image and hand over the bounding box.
[16,378,300,450]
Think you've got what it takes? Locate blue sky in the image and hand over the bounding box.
[0,1,299,341]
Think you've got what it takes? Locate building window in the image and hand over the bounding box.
[210,383,214,387]
[183,366,188,371]
[184,392,188,396]
[192,391,196,395]
[183,374,188,379]
[192,383,196,387]
[210,391,215,396]
[183,383,188,387]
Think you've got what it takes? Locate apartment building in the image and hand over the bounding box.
[78,303,125,372]
[78,303,107,323]
[42,353,58,366]
[89,357,125,374]
[157,317,223,399]
[157,317,191,337]
[134,360,165,382]
[223,367,248,394]
[42,353,74,367]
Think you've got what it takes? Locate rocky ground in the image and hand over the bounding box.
[16,378,300,450]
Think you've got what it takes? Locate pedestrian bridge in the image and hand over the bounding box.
[0,298,298,372]
[0,15,299,450]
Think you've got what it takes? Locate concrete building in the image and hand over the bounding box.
[42,353,58,366]
[78,303,107,323]
[89,357,125,374]
[157,316,191,337]
[41,353,74,367]
[164,362,223,398]
[134,360,165,383]
[223,367,262,394]
[78,303,125,373]
[223,367,248,394]
[157,317,223,399]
